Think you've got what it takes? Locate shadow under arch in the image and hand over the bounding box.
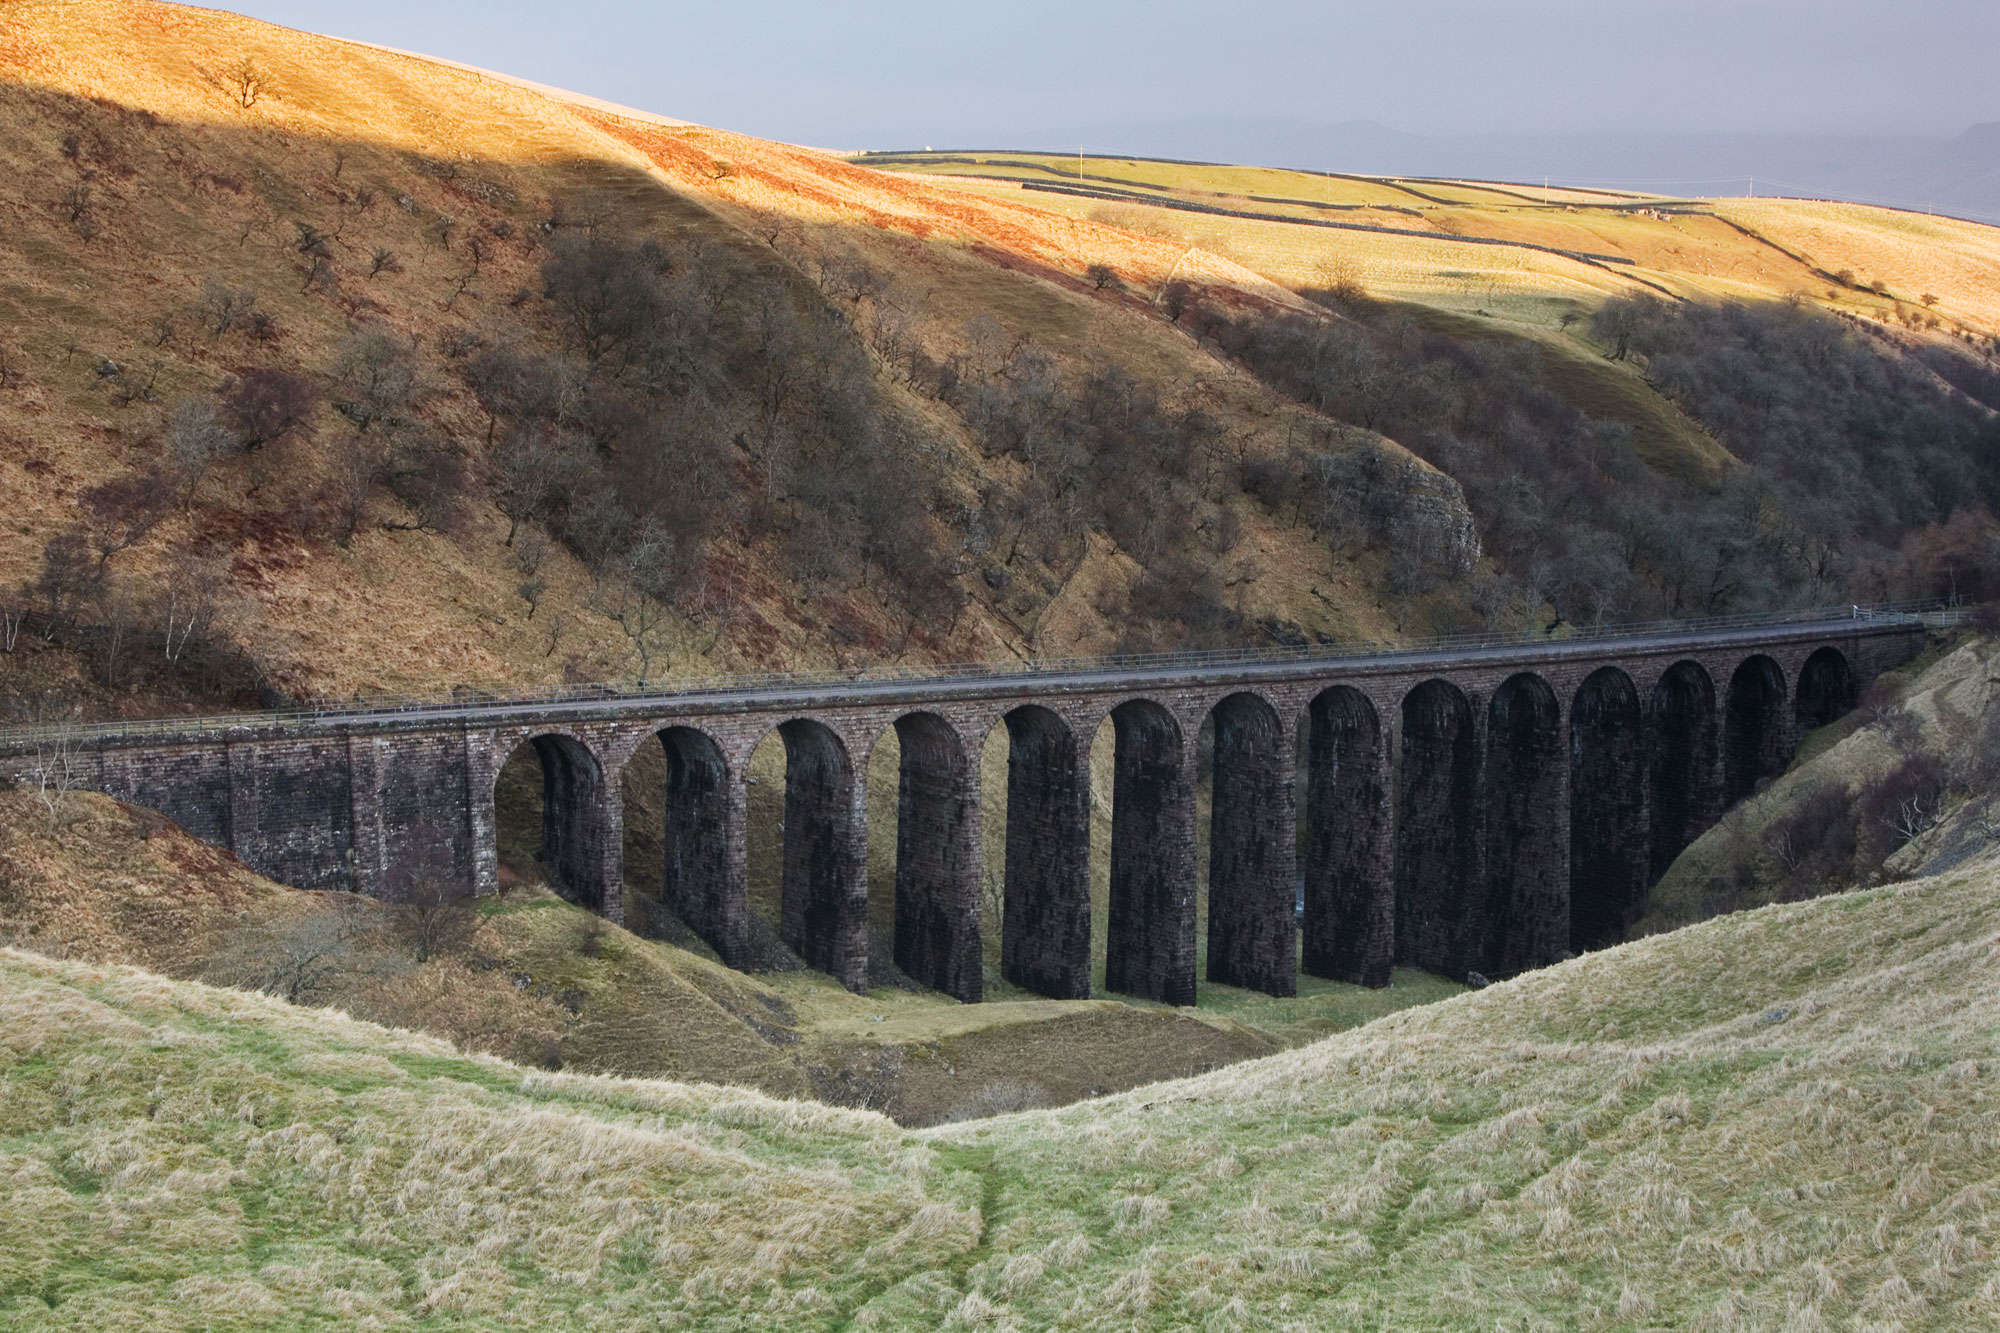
[773,718,867,993]
[888,711,981,1002]
[1725,654,1790,806]
[1796,646,1858,734]
[494,731,617,915]
[997,704,1092,999]
[1205,691,1295,997]
[649,724,747,966]
[1484,672,1565,976]
[1106,698,1195,1005]
[1301,685,1392,988]
[1397,678,1480,980]
[1570,666,1647,953]
[1650,660,1721,879]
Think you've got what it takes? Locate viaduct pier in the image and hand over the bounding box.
[0,608,1939,1005]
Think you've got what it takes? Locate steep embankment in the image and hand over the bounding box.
[0,787,1294,1125]
[1646,628,2000,933]
[5,827,1998,1327]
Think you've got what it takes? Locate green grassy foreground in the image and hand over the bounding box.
[5,841,1998,1328]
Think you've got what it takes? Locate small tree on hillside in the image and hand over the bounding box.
[162,396,234,508]
[80,471,172,570]
[198,279,259,337]
[226,57,271,109]
[391,877,479,963]
[212,905,372,1004]
[331,328,415,433]
[225,368,317,451]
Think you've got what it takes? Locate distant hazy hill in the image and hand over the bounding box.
[927,118,2000,224]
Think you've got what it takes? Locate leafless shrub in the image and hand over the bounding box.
[508,525,550,578]
[299,255,337,297]
[392,877,479,963]
[58,181,98,240]
[437,327,482,361]
[198,279,259,337]
[1860,754,1946,867]
[331,327,414,432]
[225,367,316,450]
[292,219,331,258]
[1766,782,1857,893]
[209,903,389,1004]
[25,721,86,833]
[160,552,227,664]
[98,358,160,407]
[368,246,402,279]
[575,913,613,959]
[378,431,473,536]
[162,395,233,507]
[80,470,172,568]
[307,435,385,547]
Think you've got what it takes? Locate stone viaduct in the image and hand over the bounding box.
[0,612,1931,1006]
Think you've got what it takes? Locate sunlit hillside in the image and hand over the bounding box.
[0,0,1427,709]
[867,150,2000,338]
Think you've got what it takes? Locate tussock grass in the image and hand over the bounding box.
[7,826,2000,1326]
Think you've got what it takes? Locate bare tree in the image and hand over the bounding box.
[160,551,228,665]
[378,431,472,536]
[81,472,171,569]
[312,436,385,547]
[600,522,679,683]
[161,396,233,509]
[226,56,271,109]
[212,905,374,1004]
[331,327,414,432]
[198,279,259,337]
[225,368,316,451]
[391,877,479,963]
[23,713,87,833]
[58,182,96,240]
[368,247,402,279]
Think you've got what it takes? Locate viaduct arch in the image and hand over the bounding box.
[0,613,1934,1006]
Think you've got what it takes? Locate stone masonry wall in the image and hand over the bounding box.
[0,622,1927,1005]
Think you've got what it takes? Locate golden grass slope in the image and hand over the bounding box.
[872,150,2000,341]
[6,815,2000,1326]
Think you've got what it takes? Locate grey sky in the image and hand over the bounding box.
[219,0,1996,147]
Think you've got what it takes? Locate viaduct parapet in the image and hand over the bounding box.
[0,612,1935,1004]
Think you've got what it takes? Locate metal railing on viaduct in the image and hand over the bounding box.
[0,604,1953,1005]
